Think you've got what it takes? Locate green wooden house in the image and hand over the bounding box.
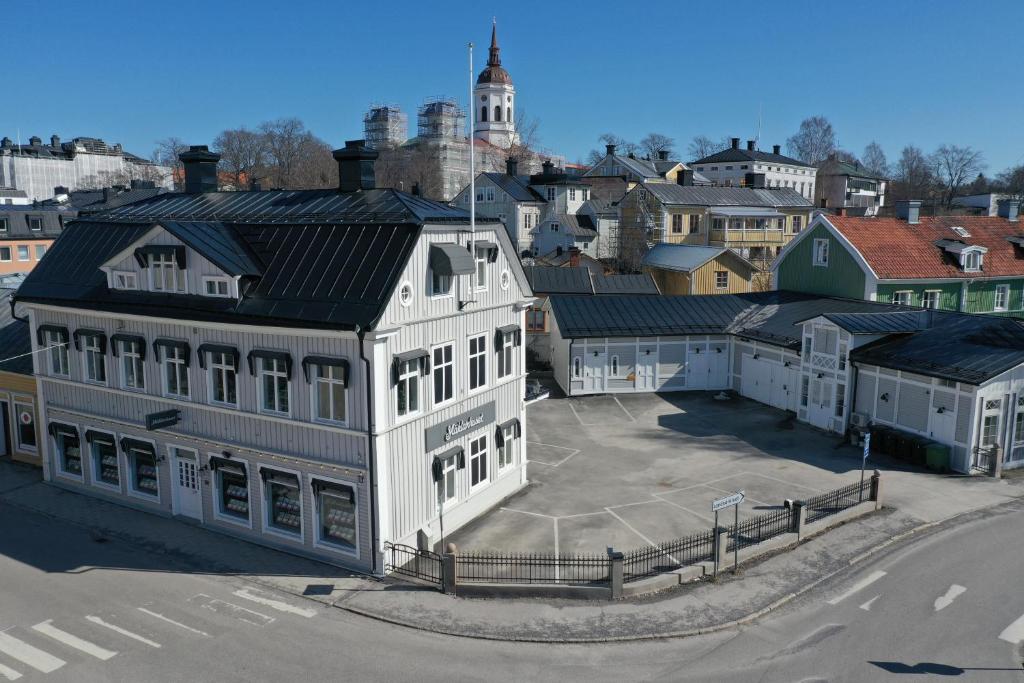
[773,200,1024,316]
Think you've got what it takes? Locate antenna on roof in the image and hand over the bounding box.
[755,103,762,148]
[468,40,475,257]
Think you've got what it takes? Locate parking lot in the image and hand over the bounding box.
[449,386,1022,555]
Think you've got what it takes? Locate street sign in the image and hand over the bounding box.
[711,490,745,512]
[145,409,180,431]
[863,433,871,461]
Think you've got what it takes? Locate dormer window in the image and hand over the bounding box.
[112,271,137,290]
[963,250,982,272]
[150,253,183,292]
[546,187,556,201]
[203,276,231,297]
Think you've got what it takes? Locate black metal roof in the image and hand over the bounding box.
[0,289,31,376]
[804,311,932,335]
[480,173,545,202]
[160,221,262,277]
[641,183,812,208]
[523,266,593,294]
[691,147,814,168]
[592,273,660,295]
[0,206,69,239]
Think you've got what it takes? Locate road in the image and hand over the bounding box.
[0,497,1022,682]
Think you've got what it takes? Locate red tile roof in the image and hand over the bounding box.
[829,214,1024,280]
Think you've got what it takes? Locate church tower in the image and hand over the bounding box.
[473,20,517,148]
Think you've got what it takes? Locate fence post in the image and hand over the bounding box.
[713,526,729,577]
[992,446,1003,479]
[608,550,624,599]
[791,500,807,541]
[442,543,458,595]
[869,470,883,511]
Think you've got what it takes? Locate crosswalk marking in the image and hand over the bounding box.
[827,570,887,605]
[85,616,161,648]
[232,588,316,618]
[190,594,275,627]
[0,630,66,673]
[933,584,966,612]
[137,608,210,637]
[0,662,20,681]
[32,620,117,661]
[998,613,1024,644]
[859,595,880,611]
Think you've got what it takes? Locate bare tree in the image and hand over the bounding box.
[259,118,312,188]
[931,144,986,205]
[640,133,675,159]
[686,135,728,160]
[152,137,188,189]
[862,142,889,178]
[995,165,1024,200]
[786,116,836,165]
[891,145,935,201]
[214,127,268,189]
[587,133,639,165]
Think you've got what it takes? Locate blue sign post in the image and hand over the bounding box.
[860,432,871,501]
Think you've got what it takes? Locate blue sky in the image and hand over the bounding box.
[8,0,1024,172]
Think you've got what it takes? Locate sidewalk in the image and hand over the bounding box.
[1,459,1019,643]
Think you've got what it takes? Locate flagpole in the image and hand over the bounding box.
[468,41,476,258]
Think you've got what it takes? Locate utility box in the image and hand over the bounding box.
[924,442,951,472]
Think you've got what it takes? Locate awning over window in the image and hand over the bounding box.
[391,349,430,384]
[84,429,115,446]
[500,417,522,438]
[110,334,147,360]
[119,437,155,456]
[197,343,239,370]
[208,455,246,476]
[495,324,522,347]
[47,422,78,440]
[72,328,107,353]
[36,324,68,347]
[312,479,355,503]
[429,243,475,276]
[134,244,186,269]
[431,445,465,481]
[259,467,298,485]
[473,240,499,263]
[302,356,350,384]
[247,349,292,377]
[153,339,191,366]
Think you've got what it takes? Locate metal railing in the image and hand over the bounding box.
[727,506,794,552]
[804,480,872,523]
[456,551,610,586]
[623,529,715,583]
[384,542,444,588]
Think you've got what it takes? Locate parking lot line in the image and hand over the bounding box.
[612,396,636,422]
[652,494,716,524]
[567,401,588,426]
[526,441,580,468]
[703,484,770,507]
[605,509,680,563]
[136,608,210,637]
[742,470,822,493]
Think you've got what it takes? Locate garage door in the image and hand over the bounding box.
[740,354,772,405]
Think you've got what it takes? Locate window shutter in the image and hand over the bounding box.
[431,458,443,483]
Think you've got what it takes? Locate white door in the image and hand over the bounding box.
[808,377,834,430]
[740,355,772,405]
[708,345,729,389]
[636,348,655,391]
[172,449,202,520]
[784,367,800,412]
[584,353,606,393]
[928,407,956,445]
[687,345,709,390]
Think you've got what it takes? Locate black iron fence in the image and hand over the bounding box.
[623,529,716,583]
[727,506,793,553]
[384,542,444,588]
[805,479,872,524]
[456,551,609,585]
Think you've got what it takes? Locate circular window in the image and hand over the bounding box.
[399,281,414,306]
[500,269,511,291]
[480,95,487,101]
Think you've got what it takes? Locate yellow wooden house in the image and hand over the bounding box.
[642,244,756,295]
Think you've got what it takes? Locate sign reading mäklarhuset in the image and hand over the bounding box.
[146,409,181,431]
[425,402,495,451]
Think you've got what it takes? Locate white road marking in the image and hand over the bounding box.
[85,616,161,648]
[499,507,554,519]
[652,494,717,524]
[998,613,1024,644]
[527,446,581,468]
[190,594,275,627]
[0,630,66,673]
[859,595,881,611]
[0,662,20,681]
[827,570,887,605]
[612,396,637,422]
[32,620,117,660]
[740,470,821,492]
[137,607,211,637]
[604,508,680,564]
[933,585,966,612]
[566,401,588,426]
[232,589,316,618]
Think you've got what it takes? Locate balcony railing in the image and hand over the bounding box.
[709,228,786,244]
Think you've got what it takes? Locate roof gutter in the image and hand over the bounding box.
[358,326,380,576]
[9,297,27,323]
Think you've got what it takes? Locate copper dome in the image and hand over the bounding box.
[477,22,512,86]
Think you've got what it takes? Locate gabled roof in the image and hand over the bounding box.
[480,172,545,202]
[799,311,932,334]
[592,273,659,295]
[825,214,1024,280]
[640,183,812,208]
[816,157,885,181]
[642,244,755,274]
[524,266,593,294]
[584,154,711,184]
[159,221,263,277]
[691,147,814,168]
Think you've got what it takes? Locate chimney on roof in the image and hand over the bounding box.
[506,157,518,176]
[744,172,766,189]
[605,143,616,156]
[895,199,922,224]
[772,144,781,155]
[998,198,1020,222]
[834,207,846,217]
[730,137,740,150]
[130,179,155,189]
[332,139,378,192]
[1,137,11,149]
[29,136,41,146]
[411,182,421,197]
[541,159,554,175]
[179,145,221,194]
[568,247,581,267]
[53,186,68,195]
[746,140,755,151]
[627,152,636,159]
[50,135,60,148]
[102,187,116,203]
[677,169,694,186]
[657,150,669,161]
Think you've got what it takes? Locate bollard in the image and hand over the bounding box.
[992,446,1003,479]
[442,543,458,595]
[791,500,807,540]
[608,550,624,600]
[713,526,729,577]
[869,470,883,510]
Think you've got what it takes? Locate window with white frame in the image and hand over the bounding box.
[497,331,515,379]
[526,307,545,332]
[45,330,69,376]
[112,271,137,290]
[431,269,452,297]
[149,253,185,292]
[572,356,582,378]
[161,343,189,398]
[314,480,357,552]
[893,291,913,306]
[497,424,516,470]
[995,284,1009,311]
[17,245,29,261]
[436,454,458,507]
[982,414,1000,446]
[468,334,487,390]
[715,271,729,289]
[546,187,555,201]
[792,215,803,233]
[812,239,829,267]
[118,338,145,391]
[263,469,301,535]
[91,434,119,487]
[15,403,36,451]
[469,435,488,490]
[432,344,454,405]
[28,217,42,231]
[215,459,250,522]
[203,277,231,297]
[209,352,238,406]
[500,269,510,291]
[963,250,982,272]
[922,290,941,309]
[313,363,347,424]
[689,214,701,234]
[396,358,421,417]
[475,247,488,290]
[259,357,290,415]
[671,214,683,234]
[398,281,413,306]
[34,244,46,260]
[610,355,620,377]
[569,187,576,201]
[82,334,106,384]
[54,427,82,477]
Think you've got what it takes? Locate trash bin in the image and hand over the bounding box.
[905,435,928,466]
[924,442,951,472]
[870,425,891,454]
[884,429,903,457]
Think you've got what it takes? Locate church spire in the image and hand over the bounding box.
[488,19,501,66]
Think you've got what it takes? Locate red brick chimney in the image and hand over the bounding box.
[568,247,581,267]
